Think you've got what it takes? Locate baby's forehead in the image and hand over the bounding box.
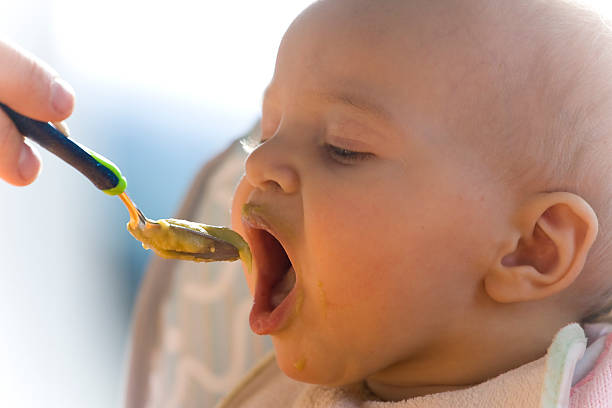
[273,2,516,134]
[271,0,612,180]
[288,0,590,70]
[278,1,608,119]
[281,0,532,96]
[292,0,506,43]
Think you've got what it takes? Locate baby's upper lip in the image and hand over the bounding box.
[241,209,273,234]
[241,203,291,261]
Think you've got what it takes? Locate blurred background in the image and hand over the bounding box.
[0,1,312,407]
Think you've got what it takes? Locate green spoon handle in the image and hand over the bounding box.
[0,102,126,195]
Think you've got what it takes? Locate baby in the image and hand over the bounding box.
[227,0,612,406]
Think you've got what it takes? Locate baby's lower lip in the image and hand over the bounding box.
[250,265,299,335]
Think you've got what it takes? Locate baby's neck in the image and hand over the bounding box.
[365,382,473,401]
[363,310,572,401]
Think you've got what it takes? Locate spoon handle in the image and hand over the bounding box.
[0,102,126,195]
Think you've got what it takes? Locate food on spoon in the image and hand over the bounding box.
[119,192,251,268]
[127,217,252,269]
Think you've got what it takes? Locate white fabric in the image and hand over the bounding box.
[572,322,612,386]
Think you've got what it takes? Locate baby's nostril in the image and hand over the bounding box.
[263,179,283,192]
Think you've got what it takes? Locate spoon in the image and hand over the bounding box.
[0,102,250,264]
[118,191,247,263]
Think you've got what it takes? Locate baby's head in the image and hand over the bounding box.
[231,0,612,400]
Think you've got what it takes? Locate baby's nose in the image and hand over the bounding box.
[244,137,300,194]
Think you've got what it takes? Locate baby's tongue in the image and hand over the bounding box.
[270,265,296,309]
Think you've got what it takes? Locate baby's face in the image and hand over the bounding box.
[232,0,511,389]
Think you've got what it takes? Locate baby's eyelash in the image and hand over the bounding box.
[324,143,374,163]
[240,128,373,165]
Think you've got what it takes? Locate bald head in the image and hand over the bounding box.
[285,0,611,160]
[277,0,612,318]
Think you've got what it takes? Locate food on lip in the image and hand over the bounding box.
[127,218,252,269]
[242,202,264,216]
[242,202,293,238]
[241,203,268,229]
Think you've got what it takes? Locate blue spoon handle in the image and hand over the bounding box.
[0,103,126,195]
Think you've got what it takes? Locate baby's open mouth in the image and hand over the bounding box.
[254,229,295,311]
[255,229,295,309]
[271,263,296,308]
[242,212,299,334]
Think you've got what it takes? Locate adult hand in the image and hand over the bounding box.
[0,39,75,186]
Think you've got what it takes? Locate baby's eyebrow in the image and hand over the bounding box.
[318,90,392,122]
[262,85,390,119]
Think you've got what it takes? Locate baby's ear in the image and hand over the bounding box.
[484,192,598,303]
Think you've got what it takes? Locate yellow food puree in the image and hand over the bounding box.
[127,218,252,270]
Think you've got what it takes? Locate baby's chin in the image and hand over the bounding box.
[273,341,367,387]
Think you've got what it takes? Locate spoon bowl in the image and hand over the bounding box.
[119,192,245,262]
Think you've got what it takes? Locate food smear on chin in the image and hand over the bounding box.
[294,357,307,371]
[317,280,329,319]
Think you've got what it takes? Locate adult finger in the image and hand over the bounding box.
[0,39,75,122]
[0,40,73,185]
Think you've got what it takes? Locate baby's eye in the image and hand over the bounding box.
[325,143,374,164]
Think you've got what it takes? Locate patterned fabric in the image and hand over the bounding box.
[541,324,588,408]
[124,121,274,408]
[570,333,612,407]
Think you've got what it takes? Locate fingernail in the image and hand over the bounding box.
[50,77,75,115]
[52,121,71,137]
[18,141,41,182]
